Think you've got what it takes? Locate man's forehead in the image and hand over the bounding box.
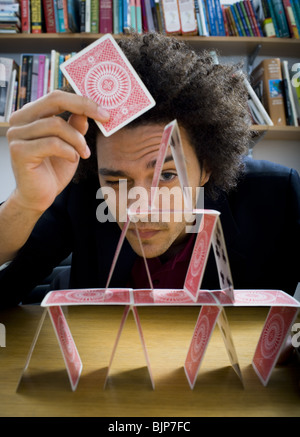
[96,124,167,161]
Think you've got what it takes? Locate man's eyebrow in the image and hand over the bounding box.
[99,154,175,176]
[98,168,128,177]
[146,154,174,169]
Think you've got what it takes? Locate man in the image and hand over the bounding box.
[0,33,299,308]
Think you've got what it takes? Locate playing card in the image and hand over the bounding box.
[60,34,155,136]
[212,217,234,302]
[217,307,243,384]
[132,306,155,389]
[104,305,131,389]
[104,305,155,389]
[233,289,300,307]
[150,120,192,212]
[42,288,132,306]
[184,212,219,301]
[184,305,222,389]
[48,306,82,391]
[252,306,299,386]
[17,309,47,391]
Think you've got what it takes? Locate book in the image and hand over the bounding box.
[123,0,131,32]
[37,54,46,99]
[270,0,290,37]
[90,0,99,32]
[30,0,42,32]
[18,54,29,109]
[160,0,180,34]
[100,0,113,32]
[243,75,274,125]
[281,59,298,125]
[282,0,299,37]
[0,56,19,121]
[79,0,86,31]
[67,0,80,31]
[30,54,39,102]
[251,58,286,126]
[198,0,209,35]
[205,0,218,35]
[266,0,280,35]
[290,63,300,124]
[43,0,56,32]
[178,0,198,35]
[214,0,226,34]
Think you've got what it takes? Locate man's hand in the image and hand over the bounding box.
[7,90,109,214]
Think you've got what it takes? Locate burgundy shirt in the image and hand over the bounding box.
[129,234,196,289]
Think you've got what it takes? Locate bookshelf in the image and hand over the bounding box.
[0,34,300,139]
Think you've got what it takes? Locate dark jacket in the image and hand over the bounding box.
[0,157,299,307]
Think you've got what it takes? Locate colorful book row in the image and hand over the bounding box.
[4,0,297,37]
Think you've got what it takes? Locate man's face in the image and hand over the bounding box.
[96,124,209,260]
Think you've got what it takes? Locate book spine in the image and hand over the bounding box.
[245,0,260,35]
[118,0,124,32]
[90,0,99,32]
[270,0,290,36]
[282,60,299,125]
[113,0,119,33]
[130,0,137,30]
[56,0,66,31]
[20,0,30,33]
[214,0,226,35]
[231,4,244,35]
[44,56,50,95]
[194,0,202,34]
[155,0,165,33]
[283,0,299,37]
[30,54,39,102]
[232,3,245,35]
[79,0,86,31]
[221,5,230,35]
[251,58,286,125]
[37,54,46,99]
[85,0,91,32]
[26,55,33,104]
[140,0,148,30]
[150,0,159,30]
[18,55,28,109]
[66,0,79,32]
[244,75,274,124]
[160,0,179,33]
[250,0,264,35]
[30,0,42,32]
[227,5,239,35]
[136,0,143,32]
[5,68,18,122]
[198,0,209,35]
[240,0,254,35]
[123,0,131,32]
[205,0,217,35]
[236,2,250,35]
[290,0,300,34]
[43,0,57,32]
[177,0,198,34]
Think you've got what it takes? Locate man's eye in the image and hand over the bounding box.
[105,180,119,186]
[159,172,177,182]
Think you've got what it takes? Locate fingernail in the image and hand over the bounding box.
[83,145,91,158]
[97,106,110,120]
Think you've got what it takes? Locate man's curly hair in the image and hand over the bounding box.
[76,32,251,198]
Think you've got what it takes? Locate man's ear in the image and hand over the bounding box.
[200,163,211,186]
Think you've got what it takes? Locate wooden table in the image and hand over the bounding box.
[0,304,299,418]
